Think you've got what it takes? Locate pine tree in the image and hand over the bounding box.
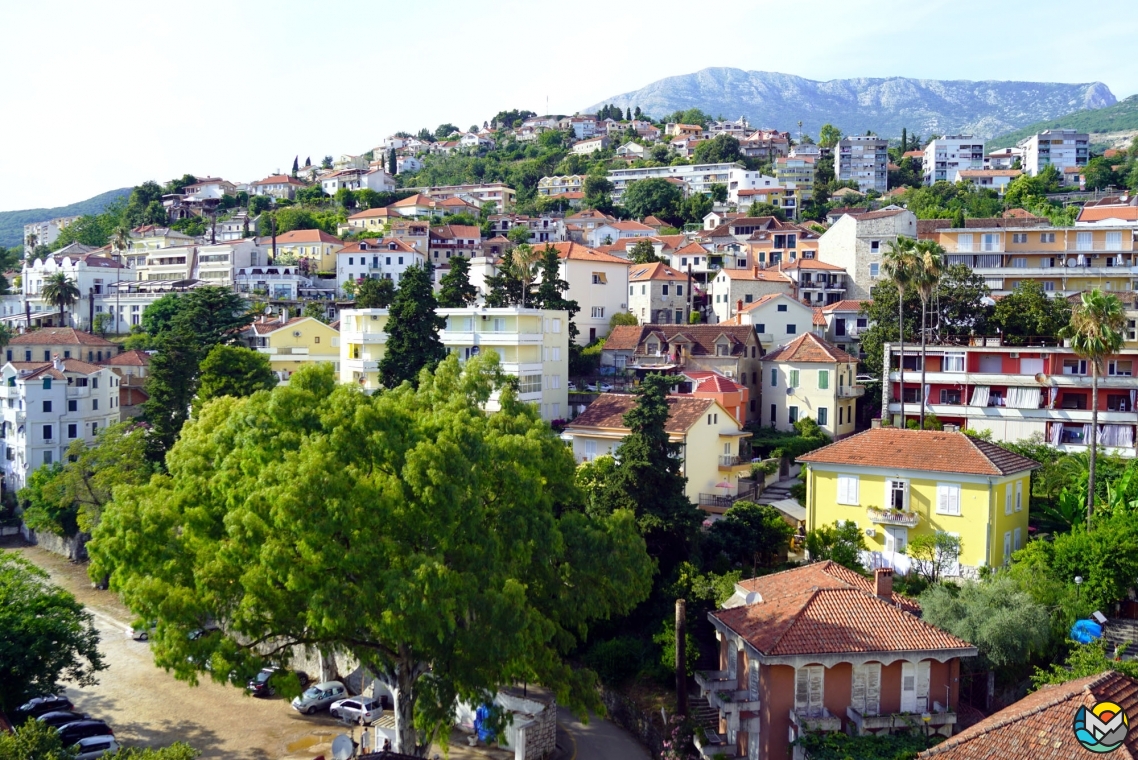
[437,256,478,308]
[901,128,907,156]
[484,258,524,308]
[634,106,642,119]
[388,148,397,175]
[378,264,445,388]
[143,326,202,460]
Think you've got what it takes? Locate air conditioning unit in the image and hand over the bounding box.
[293,330,302,337]
[865,528,876,538]
[1009,352,1019,358]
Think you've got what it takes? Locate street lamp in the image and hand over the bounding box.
[1075,575,1084,600]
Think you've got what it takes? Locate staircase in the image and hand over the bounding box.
[1103,619,1138,659]
[756,478,795,506]
[689,695,720,733]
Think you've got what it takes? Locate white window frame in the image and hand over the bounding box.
[851,663,882,717]
[1005,483,1013,515]
[794,665,825,718]
[1015,481,1023,512]
[886,478,910,511]
[936,483,961,516]
[942,353,965,373]
[837,475,860,505]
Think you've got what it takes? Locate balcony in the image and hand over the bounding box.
[698,482,760,513]
[790,707,842,733]
[695,669,735,696]
[708,687,761,714]
[837,385,865,398]
[846,706,957,736]
[867,508,921,528]
[719,454,754,471]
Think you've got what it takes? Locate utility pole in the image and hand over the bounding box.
[675,599,688,716]
[686,264,693,324]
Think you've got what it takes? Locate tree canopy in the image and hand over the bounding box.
[436,256,478,308]
[355,277,397,309]
[378,264,446,388]
[194,344,278,413]
[87,359,652,756]
[621,178,684,223]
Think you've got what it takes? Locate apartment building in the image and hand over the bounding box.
[955,169,1021,195]
[882,340,1138,457]
[336,239,425,292]
[243,315,340,384]
[818,299,871,358]
[421,183,516,211]
[817,209,918,299]
[918,224,1138,297]
[251,174,306,200]
[836,135,889,193]
[922,136,985,185]
[607,163,781,205]
[427,224,482,262]
[487,214,567,245]
[536,175,584,196]
[23,216,79,255]
[985,147,1023,170]
[739,129,791,162]
[271,229,344,271]
[774,155,816,200]
[1017,129,1089,177]
[628,262,691,325]
[779,258,850,307]
[338,307,569,421]
[0,358,123,488]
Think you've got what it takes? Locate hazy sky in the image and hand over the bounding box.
[3,0,1136,211]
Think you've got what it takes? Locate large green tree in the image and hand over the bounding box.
[691,135,742,164]
[991,280,1072,344]
[88,360,652,756]
[707,501,794,572]
[194,344,277,413]
[355,277,397,308]
[532,245,580,343]
[143,326,202,460]
[378,263,446,388]
[621,178,684,223]
[436,256,479,308]
[594,374,699,573]
[51,423,152,534]
[0,551,106,713]
[1060,290,1126,523]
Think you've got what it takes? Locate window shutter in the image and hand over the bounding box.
[937,485,948,513]
[838,477,849,504]
[1005,485,1012,515]
[866,664,881,717]
[749,661,759,700]
[901,662,917,713]
[851,665,866,713]
[1015,481,1023,511]
[917,661,931,712]
[794,667,810,711]
[808,667,824,716]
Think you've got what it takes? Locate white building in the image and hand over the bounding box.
[396,156,423,175]
[985,147,1023,170]
[0,358,123,488]
[336,238,425,294]
[5,252,128,331]
[1017,129,1090,177]
[923,136,985,185]
[607,163,781,205]
[338,307,570,420]
[23,216,79,255]
[816,209,917,299]
[836,135,889,193]
[542,242,631,345]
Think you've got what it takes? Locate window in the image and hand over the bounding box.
[1012,233,1028,243]
[1012,257,1026,268]
[519,375,542,394]
[939,389,961,404]
[870,263,880,278]
[1015,481,1023,512]
[640,285,646,295]
[68,400,77,412]
[936,483,961,515]
[591,272,606,284]
[795,665,825,718]
[1108,360,1133,376]
[42,400,51,413]
[817,407,828,426]
[676,285,683,296]
[1005,484,1013,515]
[67,423,77,439]
[1044,281,1055,292]
[1004,531,1012,565]
[43,424,53,441]
[1014,527,1023,551]
[837,475,859,505]
[887,479,909,510]
[1041,232,1055,243]
[43,377,51,389]
[818,370,829,390]
[756,323,766,333]
[769,403,776,423]
[788,405,799,423]
[900,661,931,714]
[787,324,797,334]
[870,240,880,253]
[850,663,882,717]
[44,450,53,465]
[552,319,561,333]
[92,399,99,410]
[789,370,799,387]
[942,353,965,373]
[591,306,605,318]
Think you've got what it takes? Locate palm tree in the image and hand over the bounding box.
[41,272,80,328]
[111,225,132,259]
[913,240,944,428]
[1059,289,1125,527]
[510,243,541,309]
[882,238,919,426]
[25,232,38,255]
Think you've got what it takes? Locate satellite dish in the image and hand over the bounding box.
[1035,372,1050,385]
[331,734,354,760]
[263,305,272,315]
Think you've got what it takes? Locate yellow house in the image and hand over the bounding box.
[560,393,753,511]
[761,332,863,439]
[798,428,1040,574]
[271,229,344,271]
[245,316,340,383]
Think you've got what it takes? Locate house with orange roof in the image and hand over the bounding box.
[720,292,819,347]
[535,242,632,344]
[778,258,850,307]
[344,206,400,234]
[389,193,438,217]
[799,427,1040,575]
[762,332,862,437]
[336,238,425,294]
[101,349,150,381]
[695,561,977,760]
[273,229,344,271]
[678,370,749,424]
[428,224,482,263]
[954,169,1022,194]
[241,315,340,384]
[709,265,795,323]
[251,174,306,200]
[628,261,693,325]
[818,299,871,356]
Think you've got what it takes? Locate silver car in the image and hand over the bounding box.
[75,735,119,759]
[291,680,346,715]
[330,696,383,724]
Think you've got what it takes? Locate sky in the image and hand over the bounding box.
[2,0,1137,211]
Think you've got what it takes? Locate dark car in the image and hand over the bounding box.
[57,720,114,746]
[15,695,73,720]
[247,666,310,697]
[36,710,88,728]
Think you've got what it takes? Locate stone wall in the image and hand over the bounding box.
[600,688,665,757]
[20,524,87,561]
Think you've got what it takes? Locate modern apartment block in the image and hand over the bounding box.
[836,135,888,193]
[23,216,79,255]
[919,223,1138,297]
[922,136,985,185]
[607,163,781,205]
[774,155,816,200]
[1016,129,1089,177]
[882,340,1138,457]
[338,307,569,421]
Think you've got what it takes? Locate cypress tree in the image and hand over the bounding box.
[388,148,397,175]
[437,256,478,308]
[378,264,445,388]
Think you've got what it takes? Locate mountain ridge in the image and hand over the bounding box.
[988,94,1138,151]
[588,67,1116,140]
[0,188,132,248]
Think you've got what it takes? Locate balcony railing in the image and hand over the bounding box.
[790,707,842,733]
[867,508,920,527]
[719,454,753,468]
[837,385,866,398]
[1068,240,1129,252]
[699,482,759,511]
[846,705,957,736]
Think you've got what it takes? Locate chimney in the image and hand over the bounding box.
[874,567,894,601]
[736,299,743,315]
[871,418,882,429]
[753,264,759,278]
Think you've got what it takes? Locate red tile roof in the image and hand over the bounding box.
[919,671,1138,759]
[602,324,759,358]
[714,561,973,657]
[1078,206,1138,223]
[103,349,150,367]
[10,328,117,347]
[564,393,716,434]
[684,371,745,393]
[779,258,845,271]
[761,332,855,363]
[629,262,686,282]
[603,325,642,351]
[797,428,1042,476]
[543,241,630,265]
[820,299,870,313]
[275,229,343,245]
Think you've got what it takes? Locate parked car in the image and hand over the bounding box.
[36,711,88,728]
[567,381,578,391]
[127,621,156,641]
[15,695,73,720]
[329,696,383,724]
[247,666,309,697]
[586,382,613,392]
[57,720,113,747]
[291,681,346,715]
[74,735,120,759]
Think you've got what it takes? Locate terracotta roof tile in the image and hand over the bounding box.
[564,393,715,434]
[684,371,745,393]
[603,324,758,358]
[1079,206,1138,222]
[797,428,1041,476]
[919,671,1138,759]
[10,328,117,347]
[275,229,343,245]
[603,325,642,351]
[780,258,845,271]
[761,333,855,363]
[103,349,150,367]
[629,262,686,282]
[543,241,630,265]
[820,299,870,313]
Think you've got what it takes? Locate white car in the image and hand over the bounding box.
[329,696,383,724]
[292,681,346,715]
[586,382,613,393]
[126,621,156,641]
[74,735,119,759]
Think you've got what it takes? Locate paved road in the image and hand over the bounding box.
[557,707,650,760]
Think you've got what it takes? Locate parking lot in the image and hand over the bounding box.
[10,545,349,760]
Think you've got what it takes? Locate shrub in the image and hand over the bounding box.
[583,636,644,687]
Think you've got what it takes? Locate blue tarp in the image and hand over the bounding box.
[474,704,496,743]
[1071,619,1104,644]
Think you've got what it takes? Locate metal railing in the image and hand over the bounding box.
[698,482,759,509]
